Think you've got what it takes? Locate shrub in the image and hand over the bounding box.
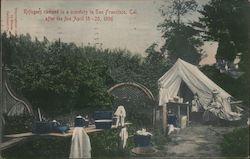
[3,113,34,134]
[221,127,249,157]
[3,126,137,159]
[90,126,136,157]
[3,136,71,159]
[152,129,170,150]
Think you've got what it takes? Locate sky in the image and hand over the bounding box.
[1,0,216,65]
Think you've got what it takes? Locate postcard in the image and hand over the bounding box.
[1,0,249,158]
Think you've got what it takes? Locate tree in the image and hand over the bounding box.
[141,43,170,95]
[145,43,165,65]
[199,0,249,106]
[159,0,203,65]
[201,65,249,105]
[3,34,113,116]
[199,0,249,64]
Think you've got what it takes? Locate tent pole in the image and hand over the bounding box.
[178,105,181,126]
[162,103,167,133]
[187,105,189,126]
[38,108,42,122]
[0,27,3,158]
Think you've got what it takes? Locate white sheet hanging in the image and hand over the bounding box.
[119,127,128,148]
[69,127,91,159]
[114,105,126,127]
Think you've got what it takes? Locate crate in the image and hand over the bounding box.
[93,111,112,120]
[95,120,112,129]
[32,121,52,134]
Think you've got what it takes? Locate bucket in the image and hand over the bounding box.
[74,116,85,127]
[134,135,151,147]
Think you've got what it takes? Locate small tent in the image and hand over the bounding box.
[158,58,242,121]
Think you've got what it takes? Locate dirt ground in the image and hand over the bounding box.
[155,124,239,158]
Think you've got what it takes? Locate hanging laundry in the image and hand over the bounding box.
[119,127,128,149]
[114,105,126,127]
[69,127,91,159]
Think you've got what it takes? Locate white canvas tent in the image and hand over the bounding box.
[158,58,242,121]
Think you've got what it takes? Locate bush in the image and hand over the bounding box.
[221,127,249,157]
[3,136,71,159]
[3,114,34,134]
[90,126,136,157]
[152,129,170,150]
[3,126,137,159]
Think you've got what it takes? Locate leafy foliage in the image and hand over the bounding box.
[201,65,249,106]
[221,127,249,157]
[3,126,137,159]
[199,0,249,61]
[2,33,113,116]
[3,136,71,159]
[143,43,171,95]
[2,33,171,119]
[199,0,250,82]
[199,0,249,109]
[152,129,170,150]
[3,114,34,134]
[159,0,204,64]
[90,127,136,157]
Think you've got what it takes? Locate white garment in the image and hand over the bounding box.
[191,99,201,112]
[114,105,126,117]
[69,127,91,159]
[114,105,126,127]
[136,129,153,136]
[168,124,180,135]
[119,127,128,148]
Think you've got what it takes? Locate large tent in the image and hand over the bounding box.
[158,59,242,121]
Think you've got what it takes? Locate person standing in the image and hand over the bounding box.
[191,93,203,122]
[203,90,223,122]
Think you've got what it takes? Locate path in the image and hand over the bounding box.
[157,124,237,158]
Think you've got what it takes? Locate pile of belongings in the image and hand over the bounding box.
[136,129,153,136]
[32,120,69,134]
[51,120,70,134]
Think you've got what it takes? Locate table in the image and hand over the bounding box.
[2,123,132,150]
